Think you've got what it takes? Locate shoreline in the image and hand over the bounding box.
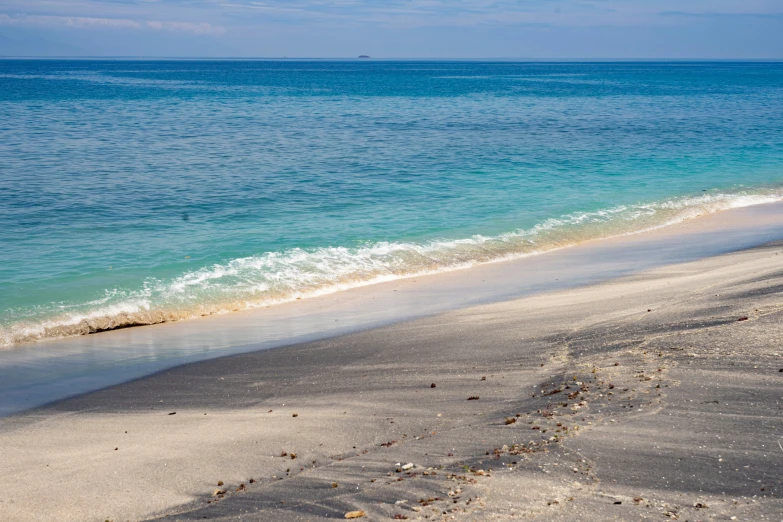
[1,227,781,521]
[4,190,782,349]
[0,200,782,418]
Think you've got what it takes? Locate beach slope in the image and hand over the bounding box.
[1,242,781,521]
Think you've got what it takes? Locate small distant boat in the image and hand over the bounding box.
[358,55,370,59]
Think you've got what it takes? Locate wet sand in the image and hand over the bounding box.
[2,201,783,418]
[1,228,781,520]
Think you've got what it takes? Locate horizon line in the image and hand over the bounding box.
[1,56,782,62]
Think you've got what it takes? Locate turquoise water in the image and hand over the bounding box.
[1,60,782,347]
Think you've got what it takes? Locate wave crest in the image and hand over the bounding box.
[2,189,780,347]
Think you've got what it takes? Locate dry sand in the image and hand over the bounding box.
[1,240,782,521]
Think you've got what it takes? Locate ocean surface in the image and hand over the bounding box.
[2,60,782,348]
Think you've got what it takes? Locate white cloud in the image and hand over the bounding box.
[0,14,140,29]
[201,0,783,28]
[0,0,779,35]
[146,20,225,34]
[0,13,224,34]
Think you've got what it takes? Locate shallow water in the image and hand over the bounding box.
[0,201,782,417]
[1,60,782,347]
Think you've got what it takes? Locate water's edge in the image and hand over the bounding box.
[1,200,782,418]
[3,188,781,348]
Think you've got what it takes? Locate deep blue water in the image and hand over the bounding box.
[1,60,782,346]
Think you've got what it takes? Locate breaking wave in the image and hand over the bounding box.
[1,189,780,347]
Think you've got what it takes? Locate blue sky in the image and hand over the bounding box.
[0,1,781,58]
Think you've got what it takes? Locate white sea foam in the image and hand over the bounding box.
[1,189,780,348]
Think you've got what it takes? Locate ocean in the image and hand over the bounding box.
[2,60,782,348]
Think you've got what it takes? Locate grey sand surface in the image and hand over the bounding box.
[1,242,782,521]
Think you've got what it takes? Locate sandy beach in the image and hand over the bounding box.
[1,206,782,521]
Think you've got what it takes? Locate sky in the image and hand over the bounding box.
[0,1,781,58]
